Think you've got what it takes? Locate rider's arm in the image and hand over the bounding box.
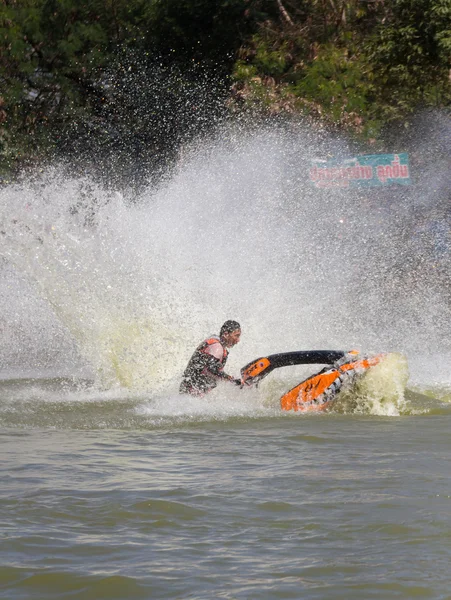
[202,354,241,385]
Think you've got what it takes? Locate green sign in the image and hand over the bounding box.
[309,153,411,188]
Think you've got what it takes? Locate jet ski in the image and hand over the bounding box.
[240,350,386,412]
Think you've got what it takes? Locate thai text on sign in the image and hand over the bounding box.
[309,153,411,188]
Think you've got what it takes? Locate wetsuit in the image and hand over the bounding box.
[180,336,235,395]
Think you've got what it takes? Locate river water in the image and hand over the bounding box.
[1,124,450,598]
[1,376,451,600]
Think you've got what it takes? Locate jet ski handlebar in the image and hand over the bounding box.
[240,349,360,386]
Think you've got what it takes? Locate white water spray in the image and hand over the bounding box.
[0,124,449,395]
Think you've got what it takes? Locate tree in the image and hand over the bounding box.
[231,0,451,138]
[0,0,263,180]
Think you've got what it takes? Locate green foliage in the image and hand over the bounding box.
[1,0,451,179]
[0,0,117,174]
[0,0,260,179]
[253,37,289,76]
[360,0,451,130]
[231,0,451,139]
[294,46,369,115]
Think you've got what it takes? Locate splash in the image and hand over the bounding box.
[332,353,410,415]
[0,176,196,389]
[252,352,409,416]
[0,122,449,394]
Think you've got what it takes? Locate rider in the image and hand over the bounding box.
[179,320,242,395]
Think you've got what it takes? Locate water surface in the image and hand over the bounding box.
[1,377,451,599]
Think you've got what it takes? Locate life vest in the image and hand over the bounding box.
[179,335,230,395]
[198,335,228,365]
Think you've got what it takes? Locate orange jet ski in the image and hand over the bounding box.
[240,350,386,412]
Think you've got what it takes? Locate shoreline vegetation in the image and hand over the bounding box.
[1,0,451,185]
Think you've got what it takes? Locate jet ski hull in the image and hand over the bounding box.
[280,354,386,412]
